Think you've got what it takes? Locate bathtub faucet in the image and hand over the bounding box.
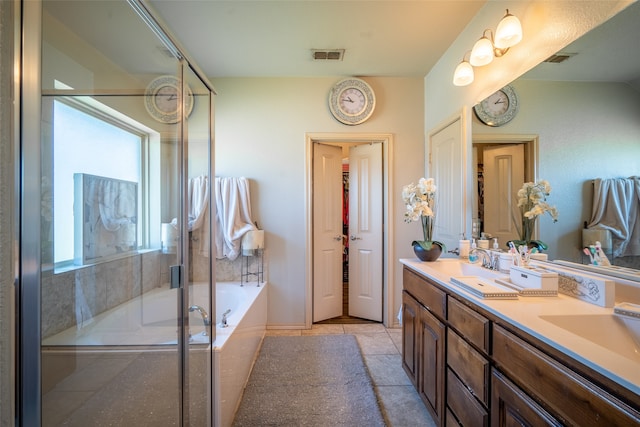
[220,309,231,328]
[189,305,212,327]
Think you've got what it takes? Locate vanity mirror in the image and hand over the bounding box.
[471,1,640,278]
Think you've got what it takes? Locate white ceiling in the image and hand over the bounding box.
[147,0,486,78]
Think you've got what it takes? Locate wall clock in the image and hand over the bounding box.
[474,84,519,127]
[328,78,376,125]
[144,75,194,124]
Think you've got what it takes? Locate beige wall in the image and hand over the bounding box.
[213,77,425,327]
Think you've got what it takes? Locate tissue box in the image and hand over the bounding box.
[509,265,558,290]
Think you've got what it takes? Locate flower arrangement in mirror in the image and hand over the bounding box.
[402,177,447,261]
[510,179,559,251]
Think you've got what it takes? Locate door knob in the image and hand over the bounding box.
[334,236,342,241]
[350,235,362,241]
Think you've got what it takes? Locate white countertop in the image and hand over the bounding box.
[400,258,640,397]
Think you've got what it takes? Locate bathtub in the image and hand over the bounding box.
[41,281,267,427]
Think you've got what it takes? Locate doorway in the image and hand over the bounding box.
[305,133,395,328]
[313,142,382,324]
[472,135,538,243]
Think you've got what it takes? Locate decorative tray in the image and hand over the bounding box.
[495,278,558,297]
[450,276,519,300]
[614,302,640,319]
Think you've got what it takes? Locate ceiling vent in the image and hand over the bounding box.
[544,52,576,63]
[312,49,345,61]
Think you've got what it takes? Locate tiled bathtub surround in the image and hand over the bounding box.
[41,251,162,339]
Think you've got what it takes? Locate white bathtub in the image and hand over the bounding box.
[41,281,268,427]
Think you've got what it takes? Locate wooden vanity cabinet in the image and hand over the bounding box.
[402,268,447,425]
[402,265,640,427]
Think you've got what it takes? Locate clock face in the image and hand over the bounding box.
[338,87,366,115]
[144,76,194,124]
[474,85,519,127]
[328,78,375,125]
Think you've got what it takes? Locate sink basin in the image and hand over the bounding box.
[421,259,506,280]
[539,314,640,362]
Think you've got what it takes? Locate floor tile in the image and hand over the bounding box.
[364,354,412,386]
[343,323,387,334]
[386,328,403,353]
[353,332,398,355]
[376,385,436,427]
[265,329,302,336]
[301,324,345,335]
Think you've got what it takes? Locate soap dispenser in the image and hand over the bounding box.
[468,239,479,263]
[493,238,499,250]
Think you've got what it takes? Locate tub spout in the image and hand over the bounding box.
[189,305,212,327]
[220,309,231,328]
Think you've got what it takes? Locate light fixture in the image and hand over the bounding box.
[470,30,495,66]
[453,8,523,85]
[494,9,523,49]
[453,52,474,86]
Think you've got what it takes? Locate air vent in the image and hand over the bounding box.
[544,52,576,63]
[312,49,345,61]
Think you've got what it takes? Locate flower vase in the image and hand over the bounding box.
[412,241,443,262]
[508,218,548,252]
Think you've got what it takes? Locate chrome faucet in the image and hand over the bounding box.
[476,248,500,270]
[189,305,212,326]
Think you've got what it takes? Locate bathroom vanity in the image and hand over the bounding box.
[400,258,640,426]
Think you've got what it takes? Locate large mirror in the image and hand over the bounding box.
[472,1,640,276]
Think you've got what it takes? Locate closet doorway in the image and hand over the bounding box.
[306,133,394,326]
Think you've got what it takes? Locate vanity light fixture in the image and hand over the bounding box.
[494,9,523,49]
[453,51,474,86]
[470,30,495,66]
[454,9,523,86]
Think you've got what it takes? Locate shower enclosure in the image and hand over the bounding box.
[19,0,215,425]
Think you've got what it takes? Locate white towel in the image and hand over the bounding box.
[171,175,211,257]
[214,177,257,260]
[588,177,640,257]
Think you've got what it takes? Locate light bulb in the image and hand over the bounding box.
[470,36,494,66]
[453,61,474,86]
[495,10,522,49]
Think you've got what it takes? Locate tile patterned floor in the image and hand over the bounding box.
[265,324,437,427]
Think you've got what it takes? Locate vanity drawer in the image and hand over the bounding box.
[446,368,488,427]
[447,296,490,353]
[403,267,446,320]
[447,329,489,406]
[493,324,640,426]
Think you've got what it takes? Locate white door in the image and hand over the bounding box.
[348,143,383,321]
[429,118,464,251]
[483,144,525,246]
[313,143,344,322]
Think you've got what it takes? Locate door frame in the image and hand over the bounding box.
[472,134,539,240]
[305,133,394,328]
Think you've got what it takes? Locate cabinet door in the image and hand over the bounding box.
[491,369,560,427]
[402,291,419,386]
[419,304,446,426]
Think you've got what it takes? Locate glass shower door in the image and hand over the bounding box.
[26,1,214,425]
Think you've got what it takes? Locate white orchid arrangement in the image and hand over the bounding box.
[402,177,446,252]
[513,179,559,250]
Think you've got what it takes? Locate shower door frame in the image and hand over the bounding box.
[17,1,216,425]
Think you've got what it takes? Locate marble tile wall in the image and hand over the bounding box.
[41,251,162,339]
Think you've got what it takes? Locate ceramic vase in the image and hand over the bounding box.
[412,242,443,262]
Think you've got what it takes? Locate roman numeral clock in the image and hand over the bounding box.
[328,78,376,125]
